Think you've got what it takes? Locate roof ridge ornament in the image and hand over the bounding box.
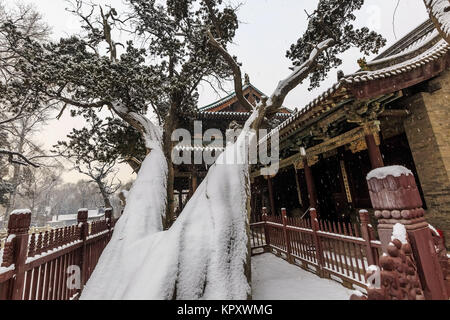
[244,73,250,85]
[357,57,370,71]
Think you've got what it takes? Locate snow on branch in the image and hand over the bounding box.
[208,26,334,122]
[111,101,162,150]
[425,0,450,44]
[265,38,334,117]
[0,149,39,168]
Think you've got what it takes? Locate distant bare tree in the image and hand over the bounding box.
[2,108,61,216]
[13,166,62,220]
[0,1,51,168]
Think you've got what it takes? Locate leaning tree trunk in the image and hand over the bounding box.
[162,100,179,229]
[96,180,112,209]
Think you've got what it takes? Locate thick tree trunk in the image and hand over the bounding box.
[162,101,179,229]
[96,180,112,209]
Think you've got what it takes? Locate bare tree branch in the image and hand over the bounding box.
[207,30,254,112]
[0,149,39,167]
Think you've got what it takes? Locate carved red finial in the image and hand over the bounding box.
[77,209,88,224]
[1,238,14,267]
[7,210,31,235]
[367,166,422,212]
[364,225,425,300]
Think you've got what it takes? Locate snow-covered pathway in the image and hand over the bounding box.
[251,254,354,300]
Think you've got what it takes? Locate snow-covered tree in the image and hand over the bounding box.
[1,0,239,227]
[12,165,62,222]
[0,2,50,168]
[81,0,386,300]
[204,0,386,297]
[2,0,386,300]
[2,107,60,217]
[0,2,56,218]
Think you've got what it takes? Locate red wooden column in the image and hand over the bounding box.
[365,133,384,169]
[303,158,318,211]
[367,166,448,300]
[266,176,276,215]
[77,209,89,291]
[191,175,198,194]
[8,210,31,300]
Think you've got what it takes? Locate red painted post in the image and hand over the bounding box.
[8,210,32,300]
[281,208,293,263]
[367,166,448,300]
[358,210,376,266]
[310,208,324,276]
[77,209,88,292]
[262,207,270,252]
[365,133,384,169]
[303,158,318,214]
[267,176,276,216]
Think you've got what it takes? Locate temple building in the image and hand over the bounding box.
[173,78,291,215]
[250,19,450,246]
[173,19,449,246]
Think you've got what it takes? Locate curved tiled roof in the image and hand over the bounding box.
[173,144,225,152]
[199,83,264,112]
[196,110,291,120]
[344,39,449,84]
[374,19,436,60]
[259,21,450,145]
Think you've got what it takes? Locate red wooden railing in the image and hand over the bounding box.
[250,208,382,290]
[0,208,116,300]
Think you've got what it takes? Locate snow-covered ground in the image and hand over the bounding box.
[252,254,354,300]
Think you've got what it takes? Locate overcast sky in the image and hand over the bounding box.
[4,0,429,183]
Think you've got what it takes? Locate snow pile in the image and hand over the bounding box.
[426,0,450,37]
[366,165,413,180]
[81,110,259,300]
[366,265,379,273]
[391,223,408,244]
[251,254,354,300]
[80,145,168,299]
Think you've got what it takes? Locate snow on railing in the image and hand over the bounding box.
[250,208,381,290]
[0,209,117,300]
